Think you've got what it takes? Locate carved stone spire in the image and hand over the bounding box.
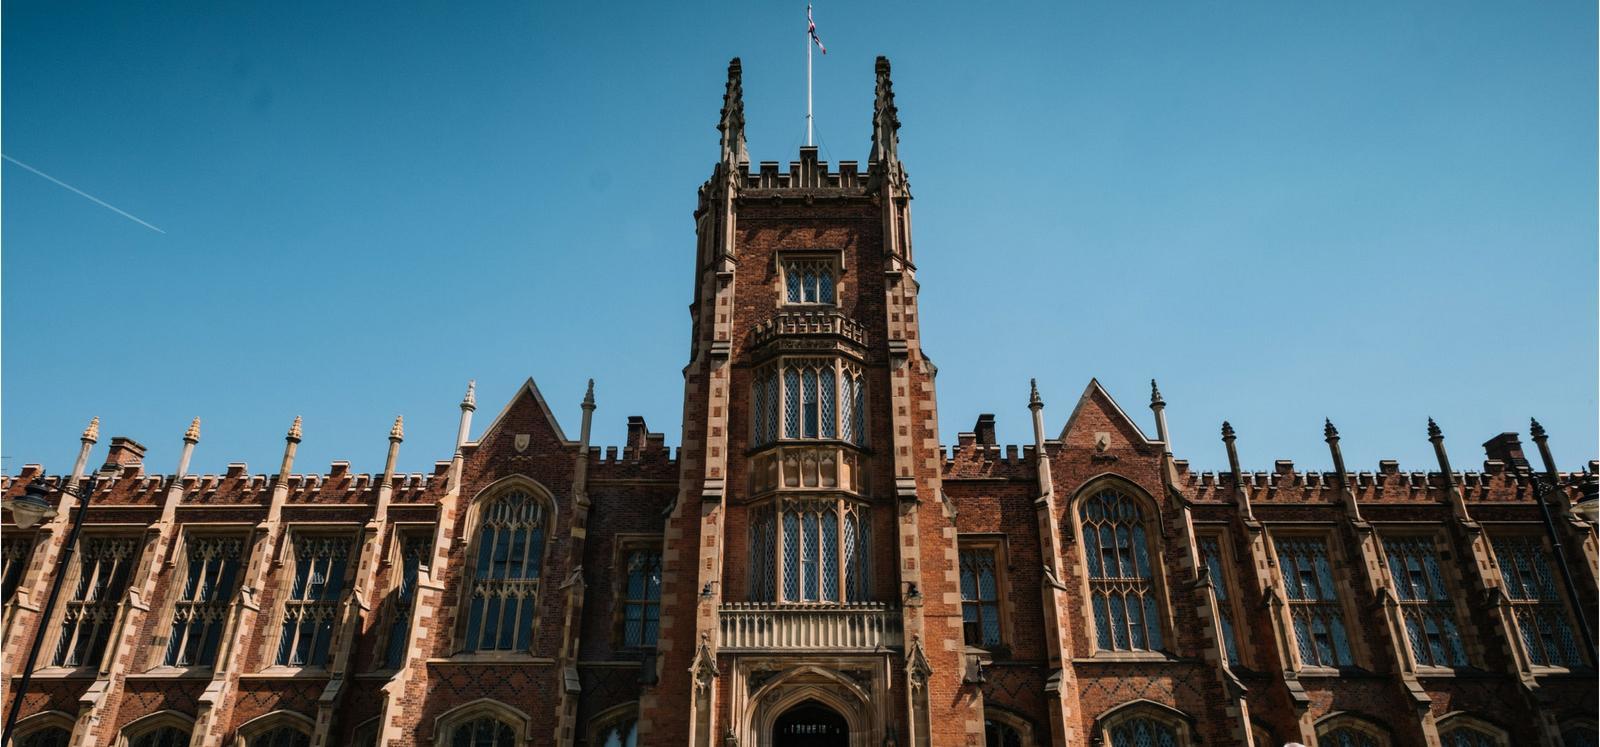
[462,380,477,412]
[869,56,901,172]
[1150,379,1165,408]
[184,417,201,444]
[1427,417,1442,442]
[1028,378,1042,411]
[1529,417,1547,441]
[390,415,405,443]
[583,378,596,410]
[82,416,100,444]
[287,415,303,443]
[718,58,749,166]
[1220,421,1235,442]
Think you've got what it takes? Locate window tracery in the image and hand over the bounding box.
[463,488,549,652]
[1081,490,1162,652]
[1198,534,1242,666]
[165,535,243,667]
[1381,535,1468,668]
[3,534,35,604]
[1492,535,1584,668]
[275,535,352,667]
[54,535,138,667]
[1274,536,1354,668]
[750,498,868,603]
[383,532,432,669]
[783,258,836,305]
[752,359,865,447]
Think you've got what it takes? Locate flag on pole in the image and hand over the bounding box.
[808,5,826,54]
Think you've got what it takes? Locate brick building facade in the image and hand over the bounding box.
[3,57,1597,747]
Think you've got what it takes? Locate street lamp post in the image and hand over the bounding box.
[1,475,98,744]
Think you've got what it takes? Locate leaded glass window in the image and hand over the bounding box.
[1107,717,1177,747]
[165,535,243,667]
[753,499,868,603]
[1082,490,1162,652]
[464,489,548,652]
[1275,536,1354,668]
[250,726,311,747]
[17,727,71,747]
[384,533,432,669]
[622,549,662,648]
[129,726,191,747]
[1382,536,1468,667]
[54,535,138,667]
[984,719,1023,747]
[1493,535,1583,667]
[1439,725,1500,747]
[1198,535,1241,666]
[276,535,353,666]
[598,719,638,747]
[783,258,836,305]
[3,534,35,604]
[960,548,1001,648]
[753,360,865,447]
[1321,727,1380,747]
[450,716,514,747]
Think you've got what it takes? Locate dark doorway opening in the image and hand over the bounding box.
[773,701,849,747]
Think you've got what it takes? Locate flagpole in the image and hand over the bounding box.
[806,6,813,147]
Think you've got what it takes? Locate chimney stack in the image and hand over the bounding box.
[100,436,147,472]
[1482,432,1528,469]
[973,414,996,446]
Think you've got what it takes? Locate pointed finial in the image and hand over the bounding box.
[82,416,100,443]
[1221,421,1235,441]
[583,379,596,408]
[718,58,749,165]
[869,56,901,168]
[1150,379,1165,408]
[184,417,201,444]
[462,380,477,411]
[1323,418,1339,441]
[390,415,404,442]
[1427,417,1442,441]
[1529,417,1547,441]
[1028,378,1042,409]
[287,415,303,442]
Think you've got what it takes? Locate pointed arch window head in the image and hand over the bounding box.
[1438,721,1506,747]
[275,535,353,667]
[54,535,139,668]
[1316,714,1391,747]
[166,535,243,667]
[596,718,638,747]
[3,534,36,604]
[1081,490,1162,652]
[464,487,550,653]
[128,726,190,747]
[449,716,515,747]
[16,727,71,747]
[1097,704,1190,747]
[249,726,311,747]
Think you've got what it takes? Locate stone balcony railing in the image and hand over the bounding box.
[717,602,902,652]
[749,444,868,496]
[749,311,868,350]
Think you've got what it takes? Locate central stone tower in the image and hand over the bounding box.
[638,57,975,746]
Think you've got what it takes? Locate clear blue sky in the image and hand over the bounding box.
[4,1,1595,478]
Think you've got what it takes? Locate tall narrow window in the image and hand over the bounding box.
[757,499,868,604]
[53,535,138,667]
[165,535,243,667]
[1275,536,1354,668]
[754,361,864,447]
[384,533,432,669]
[802,368,819,437]
[752,504,777,601]
[1382,536,1468,667]
[464,489,548,652]
[783,368,801,439]
[276,535,352,667]
[960,548,1001,648]
[1198,535,1241,666]
[842,504,869,601]
[1493,535,1583,667]
[2,535,35,604]
[783,258,837,305]
[622,549,662,648]
[781,500,838,602]
[1081,490,1162,652]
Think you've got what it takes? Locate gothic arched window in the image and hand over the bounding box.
[1097,704,1190,747]
[128,726,190,747]
[1315,714,1391,747]
[596,718,638,747]
[751,498,869,603]
[249,726,311,747]
[752,359,866,447]
[448,716,515,747]
[16,727,71,747]
[464,488,549,652]
[1437,716,1507,747]
[1081,489,1163,652]
[783,258,836,305]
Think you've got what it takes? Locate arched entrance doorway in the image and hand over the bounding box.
[773,701,849,747]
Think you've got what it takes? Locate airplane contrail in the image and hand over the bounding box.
[3,153,166,234]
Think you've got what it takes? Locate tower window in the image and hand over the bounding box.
[959,546,1002,648]
[783,258,837,305]
[751,498,869,603]
[753,359,866,447]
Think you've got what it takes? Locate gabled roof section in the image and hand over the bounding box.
[1059,378,1159,447]
[470,377,575,447]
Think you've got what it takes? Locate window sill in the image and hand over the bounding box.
[1297,666,1383,679]
[431,654,557,665]
[245,666,331,679]
[130,666,214,679]
[1072,651,1179,664]
[18,666,96,679]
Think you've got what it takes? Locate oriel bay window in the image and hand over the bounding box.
[752,358,866,447]
[750,498,869,603]
[53,535,139,667]
[1381,535,1469,668]
[275,534,354,667]
[1080,489,1164,652]
[163,534,243,667]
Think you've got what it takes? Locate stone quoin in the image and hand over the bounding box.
[3,58,1597,747]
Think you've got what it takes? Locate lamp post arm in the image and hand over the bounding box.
[2,477,96,743]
